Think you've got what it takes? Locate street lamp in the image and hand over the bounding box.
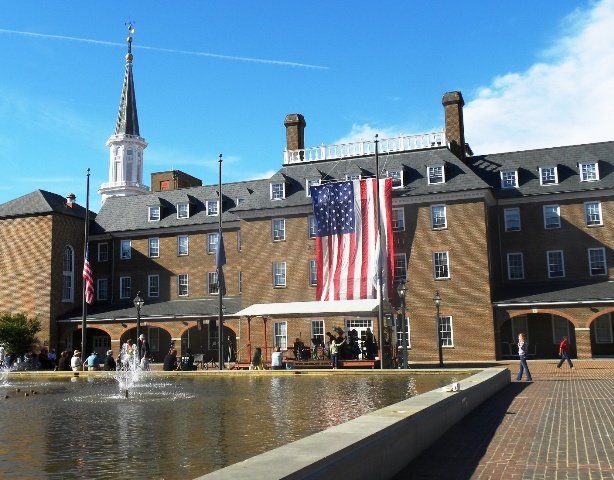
[133,291,144,357]
[433,291,443,367]
[396,280,408,369]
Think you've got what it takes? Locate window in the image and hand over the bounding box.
[588,247,607,276]
[585,201,603,227]
[177,202,189,219]
[120,277,131,299]
[346,173,361,181]
[177,273,189,296]
[236,197,245,206]
[306,178,320,197]
[238,271,242,294]
[96,278,108,301]
[594,315,613,344]
[392,208,405,231]
[507,253,524,280]
[504,208,521,232]
[273,261,286,287]
[208,272,219,295]
[394,254,407,282]
[387,170,403,188]
[431,205,447,229]
[272,218,286,241]
[207,233,219,254]
[579,162,599,182]
[177,235,189,256]
[539,166,558,185]
[552,316,570,344]
[547,251,565,278]
[62,246,74,302]
[439,315,453,347]
[271,182,285,200]
[120,240,131,260]
[543,205,561,229]
[148,206,160,221]
[309,259,317,286]
[148,237,160,258]
[237,231,242,251]
[311,320,325,347]
[427,165,445,184]
[500,170,518,189]
[148,275,159,298]
[206,200,219,216]
[98,243,109,262]
[160,180,170,191]
[148,327,160,353]
[274,321,288,349]
[433,251,450,279]
[396,316,411,349]
[511,315,528,343]
[308,215,317,238]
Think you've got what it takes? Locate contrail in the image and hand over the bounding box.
[0,28,328,70]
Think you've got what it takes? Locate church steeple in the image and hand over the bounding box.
[99,23,148,203]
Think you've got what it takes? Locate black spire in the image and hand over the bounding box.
[115,23,140,136]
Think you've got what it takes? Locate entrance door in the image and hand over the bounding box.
[345,319,373,360]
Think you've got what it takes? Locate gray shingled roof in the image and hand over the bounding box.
[494,281,614,305]
[467,141,614,199]
[0,190,92,220]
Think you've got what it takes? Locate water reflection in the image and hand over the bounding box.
[0,373,466,479]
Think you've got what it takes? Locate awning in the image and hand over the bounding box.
[235,299,380,318]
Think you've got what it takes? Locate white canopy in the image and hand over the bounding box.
[235,299,380,317]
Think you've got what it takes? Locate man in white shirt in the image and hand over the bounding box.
[271,346,284,370]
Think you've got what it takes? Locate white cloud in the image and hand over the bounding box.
[333,123,409,145]
[464,0,614,155]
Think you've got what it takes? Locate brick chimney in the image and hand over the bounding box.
[66,193,76,208]
[284,114,306,151]
[442,91,466,160]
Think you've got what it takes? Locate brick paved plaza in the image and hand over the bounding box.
[396,360,614,480]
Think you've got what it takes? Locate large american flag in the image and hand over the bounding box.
[311,178,394,301]
[83,244,95,304]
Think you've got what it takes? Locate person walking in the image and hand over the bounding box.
[139,334,151,370]
[516,333,533,381]
[557,336,574,369]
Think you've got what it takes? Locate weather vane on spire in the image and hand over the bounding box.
[124,20,136,60]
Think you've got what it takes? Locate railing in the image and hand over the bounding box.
[284,130,446,164]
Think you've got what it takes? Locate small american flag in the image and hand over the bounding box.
[311,178,394,301]
[83,244,95,304]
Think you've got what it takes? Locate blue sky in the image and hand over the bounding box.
[1,0,613,210]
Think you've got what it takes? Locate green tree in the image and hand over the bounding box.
[0,312,41,357]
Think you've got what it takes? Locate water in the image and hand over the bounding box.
[0,372,467,479]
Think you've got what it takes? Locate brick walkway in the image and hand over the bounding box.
[394,360,614,480]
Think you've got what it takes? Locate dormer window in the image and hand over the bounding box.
[539,166,558,185]
[236,198,245,206]
[306,178,321,197]
[271,182,285,200]
[176,202,189,219]
[206,200,219,216]
[387,170,403,188]
[500,170,518,189]
[579,162,599,182]
[346,173,361,181]
[148,205,160,222]
[427,165,445,185]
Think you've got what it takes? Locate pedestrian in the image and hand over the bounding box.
[251,347,264,370]
[557,336,574,369]
[58,350,71,371]
[103,350,117,371]
[84,352,100,371]
[329,332,346,369]
[71,350,83,372]
[516,333,533,381]
[163,349,178,371]
[139,334,150,370]
[271,346,283,370]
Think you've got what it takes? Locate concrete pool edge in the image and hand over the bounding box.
[195,367,510,480]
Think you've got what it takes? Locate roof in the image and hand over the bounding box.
[114,44,140,136]
[0,190,92,220]
[235,299,380,317]
[493,281,614,306]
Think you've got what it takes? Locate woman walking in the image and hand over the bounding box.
[516,333,533,382]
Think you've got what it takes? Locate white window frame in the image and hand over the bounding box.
[206,200,219,216]
[427,165,445,184]
[272,218,286,242]
[96,278,108,301]
[62,245,74,302]
[270,182,285,200]
[345,173,361,181]
[579,162,599,182]
[439,315,454,347]
[387,170,403,188]
[511,315,528,343]
[208,272,219,295]
[305,178,321,197]
[594,315,613,344]
[543,205,561,229]
[433,251,450,279]
[396,316,411,349]
[148,237,160,258]
[431,204,447,229]
[547,250,565,278]
[308,215,317,239]
[238,271,242,294]
[500,170,518,189]
[207,233,219,255]
[119,276,131,299]
[148,274,159,298]
[177,202,189,219]
[507,252,525,280]
[120,240,132,260]
[394,253,407,282]
[237,230,242,252]
[148,205,160,222]
[177,235,189,256]
[392,208,405,232]
[539,166,558,186]
[97,242,109,262]
[274,321,288,349]
[504,208,521,232]
[584,201,603,227]
[273,261,287,288]
[588,247,607,276]
[177,273,189,297]
[309,259,317,286]
[311,319,325,346]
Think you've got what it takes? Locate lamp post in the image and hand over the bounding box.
[433,291,443,367]
[133,291,144,358]
[396,280,408,369]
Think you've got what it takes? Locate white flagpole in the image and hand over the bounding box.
[81,168,90,364]
[374,135,385,369]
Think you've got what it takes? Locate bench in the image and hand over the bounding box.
[338,359,378,369]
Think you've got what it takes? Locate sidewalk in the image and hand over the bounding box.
[394,360,614,479]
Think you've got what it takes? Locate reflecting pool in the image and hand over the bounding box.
[0,372,467,479]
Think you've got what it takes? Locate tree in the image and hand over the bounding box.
[0,313,41,357]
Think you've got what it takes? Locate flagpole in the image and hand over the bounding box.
[217,154,224,370]
[374,135,385,370]
[81,168,90,364]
